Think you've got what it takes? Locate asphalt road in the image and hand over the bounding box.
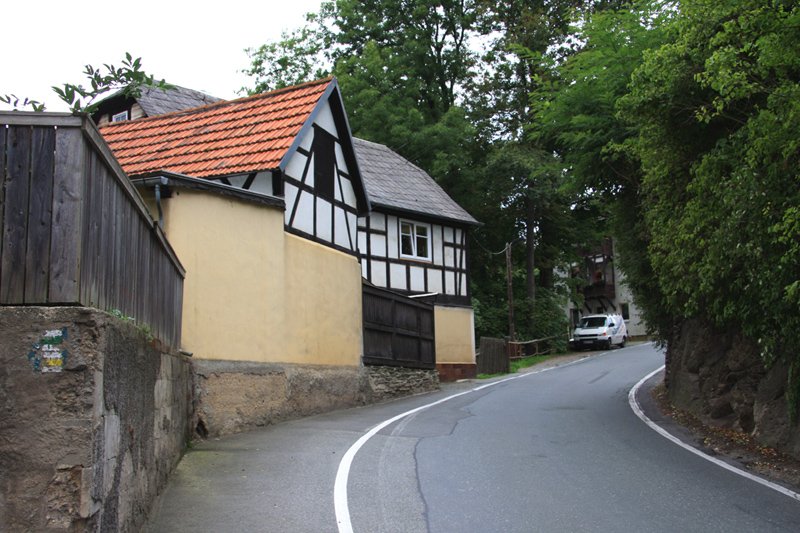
[145,344,800,532]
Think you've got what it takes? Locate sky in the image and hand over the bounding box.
[1,0,324,111]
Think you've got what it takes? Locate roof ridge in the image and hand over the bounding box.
[101,77,335,130]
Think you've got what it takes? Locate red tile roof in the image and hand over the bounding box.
[100,78,334,178]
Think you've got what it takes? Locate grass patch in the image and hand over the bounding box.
[511,354,552,373]
[476,354,554,379]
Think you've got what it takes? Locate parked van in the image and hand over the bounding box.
[569,314,627,350]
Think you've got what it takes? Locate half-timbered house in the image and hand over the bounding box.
[102,77,371,361]
[100,77,478,433]
[354,138,479,380]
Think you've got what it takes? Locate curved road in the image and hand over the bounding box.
[146,344,800,532]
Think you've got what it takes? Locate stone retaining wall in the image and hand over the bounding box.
[0,307,192,532]
[666,318,800,458]
[193,361,439,437]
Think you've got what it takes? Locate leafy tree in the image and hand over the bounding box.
[241,1,625,343]
[467,0,623,337]
[534,0,800,412]
[618,0,800,392]
[531,1,673,333]
[242,8,335,94]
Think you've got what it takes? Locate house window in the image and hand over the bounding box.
[400,220,431,261]
[111,110,129,122]
[311,126,335,202]
[621,303,630,320]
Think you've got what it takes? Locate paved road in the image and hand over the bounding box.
[146,344,800,532]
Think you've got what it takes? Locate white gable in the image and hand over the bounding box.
[282,97,363,256]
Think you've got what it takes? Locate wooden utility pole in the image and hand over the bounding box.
[506,242,515,341]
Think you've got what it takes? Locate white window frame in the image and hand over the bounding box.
[399,219,431,261]
[111,110,129,122]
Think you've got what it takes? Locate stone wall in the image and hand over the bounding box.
[193,361,439,437]
[666,318,800,458]
[0,307,193,532]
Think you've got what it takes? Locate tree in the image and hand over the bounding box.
[242,8,335,94]
[530,1,673,334]
[241,1,624,342]
[467,1,624,338]
[618,0,800,394]
[533,0,800,411]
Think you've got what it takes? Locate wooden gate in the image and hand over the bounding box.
[362,283,435,369]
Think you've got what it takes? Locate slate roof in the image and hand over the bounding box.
[136,85,222,116]
[353,137,478,226]
[100,78,334,178]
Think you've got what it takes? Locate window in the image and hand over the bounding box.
[111,110,129,122]
[311,126,335,202]
[400,220,431,260]
[621,303,630,320]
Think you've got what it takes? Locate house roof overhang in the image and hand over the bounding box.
[131,170,285,210]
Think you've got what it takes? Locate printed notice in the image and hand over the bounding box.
[28,328,69,373]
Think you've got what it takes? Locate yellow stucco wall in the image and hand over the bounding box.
[160,190,287,361]
[149,188,362,366]
[434,305,476,364]
[284,234,362,366]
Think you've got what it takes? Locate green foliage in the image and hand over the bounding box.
[3,53,169,114]
[515,288,570,349]
[242,7,335,94]
[108,308,154,342]
[532,0,800,413]
[109,308,135,322]
[53,53,171,113]
[510,354,553,373]
[0,94,46,111]
[619,0,800,366]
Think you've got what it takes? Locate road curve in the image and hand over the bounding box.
[346,343,800,532]
[146,344,800,532]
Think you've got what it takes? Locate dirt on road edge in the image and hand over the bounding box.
[651,381,800,493]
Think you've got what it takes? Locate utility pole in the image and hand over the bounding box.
[506,242,515,341]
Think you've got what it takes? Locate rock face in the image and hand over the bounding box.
[666,318,800,458]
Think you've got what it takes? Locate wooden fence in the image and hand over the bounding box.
[477,335,558,375]
[477,337,509,375]
[0,112,185,348]
[362,282,435,369]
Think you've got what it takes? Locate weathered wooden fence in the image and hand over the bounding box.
[0,112,185,348]
[477,337,509,374]
[508,336,557,359]
[362,282,435,369]
[477,335,558,375]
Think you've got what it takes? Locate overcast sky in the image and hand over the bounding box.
[1,0,324,111]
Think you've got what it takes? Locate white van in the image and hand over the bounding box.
[569,314,627,350]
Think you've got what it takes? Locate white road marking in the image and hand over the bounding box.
[629,366,800,502]
[334,355,596,532]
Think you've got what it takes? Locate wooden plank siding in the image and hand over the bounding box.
[362,282,435,369]
[477,337,509,375]
[0,112,185,348]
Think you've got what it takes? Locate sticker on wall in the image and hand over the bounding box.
[28,328,69,373]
